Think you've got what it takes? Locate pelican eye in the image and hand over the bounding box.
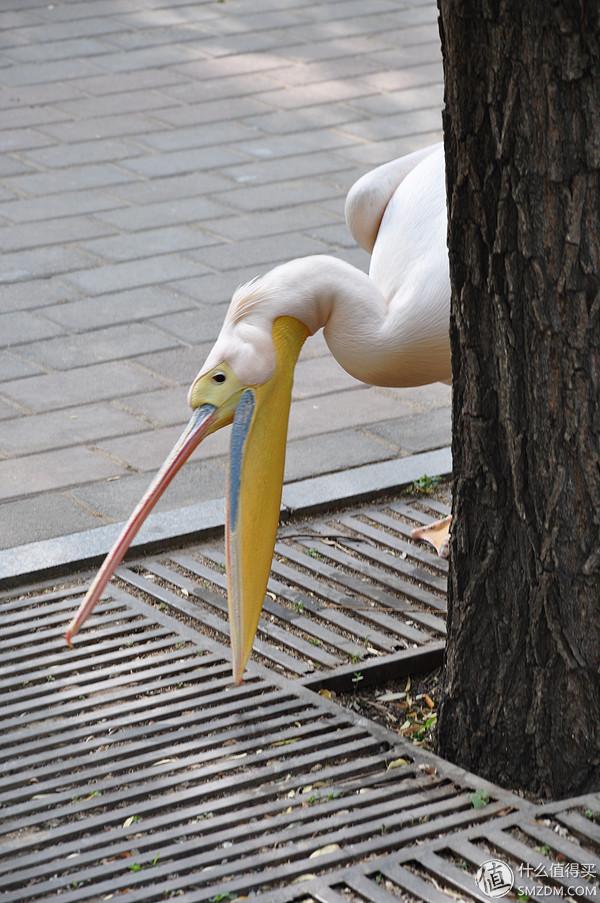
[212,372,226,384]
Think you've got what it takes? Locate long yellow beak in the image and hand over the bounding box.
[227,317,308,683]
[65,316,308,686]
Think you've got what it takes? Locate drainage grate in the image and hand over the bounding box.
[2,573,520,902]
[3,490,598,901]
[117,496,450,689]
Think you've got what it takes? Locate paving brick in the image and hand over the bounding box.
[0,352,44,382]
[5,37,118,64]
[81,225,218,263]
[292,355,361,400]
[287,387,416,441]
[90,43,205,74]
[253,78,377,111]
[71,456,228,520]
[188,233,328,272]
[149,306,229,345]
[338,107,443,142]
[0,276,80,313]
[237,128,360,160]
[0,105,69,131]
[103,171,233,206]
[348,83,444,117]
[0,82,83,110]
[0,57,103,86]
[207,206,339,242]
[5,16,130,44]
[363,61,443,92]
[363,406,451,453]
[284,427,396,483]
[1,361,166,413]
[119,145,247,179]
[0,216,115,253]
[114,386,193,428]
[0,246,97,283]
[150,96,274,129]
[0,443,129,500]
[0,310,64,348]
[2,162,137,197]
[40,113,168,143]
[334,132,442,166]
[18,321,181,371]
[0,190,126,224]
[75,68,187,96]
[0,492,105,550]
[53,89,177,118]
[96,421,230,472]
[161,73,280,105]
[136,120,259,154]
[42,286,194,332]
[94,196,228,232]
[24,138,141,168]
[0,156,34,177]
[172,52,292,82]
[222,151,356,187]
[0,402,147,456]
[63,254,209,296]
[0,127,55,152]
[0,397,26,420]
[135,344,212,385]
[211,178,342,213]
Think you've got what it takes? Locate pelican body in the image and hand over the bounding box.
[66,143,451,682]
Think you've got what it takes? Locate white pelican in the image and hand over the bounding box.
[66,142,452,682]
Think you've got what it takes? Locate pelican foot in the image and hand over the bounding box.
[410,515,451,558]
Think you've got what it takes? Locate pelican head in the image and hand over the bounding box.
[66,297,308,684]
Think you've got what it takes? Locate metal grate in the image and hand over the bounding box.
[1,575,520,902]
[2,491,598,901]
[116,496,450,688]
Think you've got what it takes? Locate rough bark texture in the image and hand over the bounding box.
[437,0,600,797]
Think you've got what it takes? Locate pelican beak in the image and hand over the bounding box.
[65,404,218,645]
[227,317,308,683]
[66,315,308,688]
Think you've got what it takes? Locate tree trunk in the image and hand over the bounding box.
[437,0,600,798]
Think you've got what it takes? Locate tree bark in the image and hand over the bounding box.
[437,0,600,797]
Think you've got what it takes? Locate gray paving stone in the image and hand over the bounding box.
[135,344,212,386]
[5,37,118,64]
[222,151,356,187]
[0,127,55,152]
[53,89,177,118]
[292,355,361,400]
[364,407,451,454]
[0,57,103,86]
[80,225,218,263]
[0,352,44,382]
[161,73,280,105]
[212,178,342,213]
[0,189,126,224]
[0,216,115,254]
[41,286,194,332]
[0,310,64,348]
[71,456,228,521]
[237,128,360,160]
[94,196,229,232]
[17,321,181,370]
[207,206,339,242]
[283,427,396,483]
[0,246,97,283]
[149,305,229,345]
[72,68,186,96]
[63,254,209,296]
[24,138,141,169]
[104,171,233,206]
[1,361,167,413]
[0,105,69,130]
[287,387,416,441]
[118,145,247,179]
[2,162,137,196]
[40,113,168,143]
[0,492,105,550]
[0,444,126,500]
[347,83,444,117]
[149,95,274,129]
[0,156,34,177]
[338,107,443,142]
[114,386,194,428]
[0,276,79,313]
[137,121,259,154]
[0,402,146,456]
[188,233,328,272]
[96,421,230,473]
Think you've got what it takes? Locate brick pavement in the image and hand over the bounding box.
[0,0,449,552]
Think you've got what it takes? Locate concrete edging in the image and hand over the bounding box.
[0,446,451,588]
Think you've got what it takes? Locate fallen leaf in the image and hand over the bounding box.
[387,757,410,770]
[309,844,341,859]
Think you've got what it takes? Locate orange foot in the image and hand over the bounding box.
[410,515,451,558]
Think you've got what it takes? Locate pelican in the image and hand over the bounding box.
[66,142,452,683]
